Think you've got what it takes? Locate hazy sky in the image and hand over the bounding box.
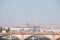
[0,0,60,27]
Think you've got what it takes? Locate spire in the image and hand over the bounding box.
[27,21,30,27]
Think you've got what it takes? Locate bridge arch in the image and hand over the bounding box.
[24,35,51,40]
[10,36,20,40]
[56,37,60,40]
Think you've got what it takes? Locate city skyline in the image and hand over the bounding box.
[0,0,60,27]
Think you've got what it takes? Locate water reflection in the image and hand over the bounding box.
[0,37,5,40]
[24,35,50,40]
[0,36,19,40]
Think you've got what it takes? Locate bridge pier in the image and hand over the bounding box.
[21,35,24,40]
[52,35,55,40]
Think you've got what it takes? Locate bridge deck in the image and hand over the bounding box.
[0,32,60,35]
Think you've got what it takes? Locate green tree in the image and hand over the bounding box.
[0,27,2,32]
[6,28,10,32]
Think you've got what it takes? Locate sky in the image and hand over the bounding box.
[0,0,60,27]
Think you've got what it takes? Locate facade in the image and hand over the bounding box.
[2,27,6,33]
[9,26,60,33]
[0,26,60,33]
[10,26,40,32]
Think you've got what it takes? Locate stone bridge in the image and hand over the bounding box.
[0,32,60,40]
[8,32,60,40]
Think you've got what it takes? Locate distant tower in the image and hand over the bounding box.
[27,21,30,27]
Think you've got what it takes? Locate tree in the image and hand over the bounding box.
[0,27,2,32]
[6,28,10,32]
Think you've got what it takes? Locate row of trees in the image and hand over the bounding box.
[0,28,10,32]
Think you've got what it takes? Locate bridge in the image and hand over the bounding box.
[0,32,60,40]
